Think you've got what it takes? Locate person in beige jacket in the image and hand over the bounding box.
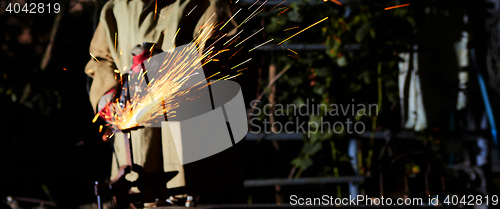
[85,0,242,198]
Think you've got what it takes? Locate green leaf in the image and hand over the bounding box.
[302,143,322,155]
[328,40,340,58]
[369,29,376,39]
[336,56,347,67]
[405,16,416,27]
[349,15,361,26]
[309,131,319,143]
[319,128,334,140]
[355,22,370,43]
[287,8,302,22]
[314,67,330,77]
[355,108,365,121]
[288,77,303,86]
[293,97,305,106]
[326,77,332,88]
[313,84,326,95]
[349,83,361,92]
[291,157,313,170]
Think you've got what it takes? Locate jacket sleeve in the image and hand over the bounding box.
[85,22,119,113]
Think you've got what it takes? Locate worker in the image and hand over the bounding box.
[84,0,242,205]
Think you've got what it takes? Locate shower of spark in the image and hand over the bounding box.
[91,2,332,131]
[221,8,242,30]
[98,22,231,130]
[241,0,267,26]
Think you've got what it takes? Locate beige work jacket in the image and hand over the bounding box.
[84,0,239,192]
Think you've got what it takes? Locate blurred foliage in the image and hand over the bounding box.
[0,0,63,115]
[256,0,416,176]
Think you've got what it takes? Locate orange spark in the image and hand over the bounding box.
[224,30,244,45]
[244,9,264,24]
[287,48,298,54]
[186,5,197,16]
[220,7,240,28]
[230,47,243,59]
[221,8,241,30]
[284,26,299,31]
[154,0,157,20]
[172,28,180,43]
[278,17,329,45]
[206,72,221,80]
[235,27,264,47]
[249,39,274,52]
[278,7,291,15]
[92,113,100,123]
[248,0,259,9]
[226,37,240,47]
[384,3,410,10]
[90,53,99,62]
[270,0,286,10]
[324,0,342,6]
[240,0,267,26]
[160,7,173,19]
[231,58,252,69]
[225,72,243,80]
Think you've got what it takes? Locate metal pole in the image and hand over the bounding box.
[95,181,103,209]
[124,131,134,167]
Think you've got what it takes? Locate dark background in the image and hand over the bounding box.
[1,0,500,208]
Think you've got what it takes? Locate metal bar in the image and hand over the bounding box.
[244,176,365,187]
[254,44,326,51]
[246,131,489,141]
[123,131,134,166]
[97,195,103,209]
[245,133,303,141]
[348,139,359,196]
[471,48,499,155]
[238,0,345,6]
[11,197,56,207]
[251,44,361,51]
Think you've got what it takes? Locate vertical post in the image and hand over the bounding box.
[269,62,278,138]
[348,139,359,197]
[269,60,283,204]
[95,181,103,209]
[124,131,134,167]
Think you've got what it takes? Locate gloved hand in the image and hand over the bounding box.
[97,43,163,136]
